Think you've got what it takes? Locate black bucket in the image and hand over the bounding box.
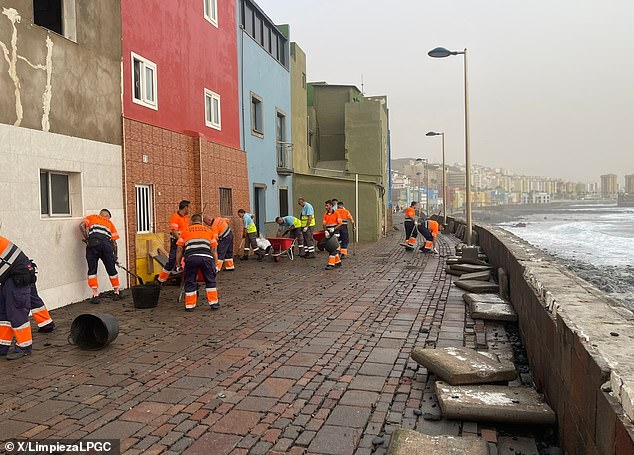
[131,284,161,309]
[69,313,119,350]
[322,235,340,254]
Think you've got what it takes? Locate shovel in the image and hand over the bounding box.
[116,262,144,285]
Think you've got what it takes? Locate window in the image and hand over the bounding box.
[135,185,154,233]
[219,188,233,216]
[255,16,263,46]
[40,171,70,216]
[251,93,263,136]
[204,89,221,130]
[203,0,218,26]
[131,52,158,110]
[278,35,286,65]
[271,33,278,62]
[34,0,62,35]
[33,0,77,41]
[279,188,289,217]
[244,4,255,36]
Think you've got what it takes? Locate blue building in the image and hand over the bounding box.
[237,0,292,236]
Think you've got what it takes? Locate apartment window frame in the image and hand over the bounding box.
[131,52,158,110]
[251,92,264,137]
[204,88,222,130]
[203,0,218,27]
[219,188,233,216]
[278,187,289,217]
[39,170,71,217]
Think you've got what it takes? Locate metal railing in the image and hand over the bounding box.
[276,142,293,174]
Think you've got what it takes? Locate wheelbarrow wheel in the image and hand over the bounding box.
[274,256,281,263]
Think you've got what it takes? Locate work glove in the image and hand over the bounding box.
[324,230,330,239]
[302,227,308,233]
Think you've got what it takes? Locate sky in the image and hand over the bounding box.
[257,0,634,183]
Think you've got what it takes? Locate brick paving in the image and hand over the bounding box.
[0,229,490,454]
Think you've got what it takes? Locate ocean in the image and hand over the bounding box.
[494,203,634,310]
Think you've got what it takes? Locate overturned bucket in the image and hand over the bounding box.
[131,284,161,309]
[69,313,119,350]
[321,235,340,254]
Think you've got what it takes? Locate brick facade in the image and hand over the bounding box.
[124,118,249,274]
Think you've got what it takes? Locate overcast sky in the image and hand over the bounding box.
[258,0,634,183]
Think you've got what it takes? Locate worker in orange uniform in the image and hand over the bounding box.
[418,217,439,254]
[335,201,355,258]
[158,200,190,283]
[79,209,121,303]
[323,200,343,270]
[0,236,55,360]
[403,201,418,250]
[175,214,219,311]
[204,215,235,272]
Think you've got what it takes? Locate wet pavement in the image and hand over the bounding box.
[0,229,549,455]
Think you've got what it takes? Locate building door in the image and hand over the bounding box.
[279,188,289,217]
[253,185,266,234]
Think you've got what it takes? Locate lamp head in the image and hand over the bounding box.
[428,47,456,58]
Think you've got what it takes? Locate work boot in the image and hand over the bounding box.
[340,253,346,259]
[210,303,220,310]
[335,262,342,268]
[6,349,31,360]
[325,265,334,270]
[90,296,100,304]
[241,255,249,261]
[306,252,316,259]
[38,322,56,333]
[112,293,122,301]
[185,307,195,312]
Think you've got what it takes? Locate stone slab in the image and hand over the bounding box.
[435,381,556,425]
[445,267,466,277]
[450,263,492,273]
[470,302,518,322]
[457,271,491,282]
[497,436,539,455]
[463,293,509,305]
[455,280,500,294]
[387,428,488,455]
[410,347,516,385]
[498,268,510,301]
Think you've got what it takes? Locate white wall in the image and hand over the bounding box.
[0,124,127,309]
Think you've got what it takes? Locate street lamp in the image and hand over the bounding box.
[426,131,446,221]
[416,158,430,216]
[415,171,422,212]
[428,46,472,244]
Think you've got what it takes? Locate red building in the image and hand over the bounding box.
[121,0,249,279]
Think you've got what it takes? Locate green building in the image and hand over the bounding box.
[290,43,389,242]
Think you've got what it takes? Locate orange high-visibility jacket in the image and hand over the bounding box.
[336,207,354,224]
[83,215,120,241]
[0,236,29,283]
[427,219,439,238]
[176,224,217,259]
[323,211,343,228]
[210,217,231,239]
[405,207,416,220]
[169,213,190,239]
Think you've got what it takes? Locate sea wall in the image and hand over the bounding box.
[447,217,634,454]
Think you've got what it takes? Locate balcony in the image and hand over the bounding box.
[276,142,293,175]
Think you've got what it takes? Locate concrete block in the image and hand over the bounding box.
[410,347,516,385]
[455,280,500,294]
[462,294,509,306]
[387,428,488,455]
[457,271,491,282]
[450,264,493,273]
[497,436,538,455]
[461,246,480,262]
[434,381,556,425]
[469,302,518,322]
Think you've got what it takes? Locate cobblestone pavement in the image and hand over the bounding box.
[0,229,489,455]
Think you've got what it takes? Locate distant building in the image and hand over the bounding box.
[600,174,618,199]
[625,174,634,194]
[291,83,389,241]
[522,192,551,204]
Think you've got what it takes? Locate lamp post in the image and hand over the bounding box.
[428,46,472,244]
[415,158,430,216]
[415,171,422,213]
[426,131,445,221]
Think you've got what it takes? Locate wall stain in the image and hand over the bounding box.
[0,7,54,131]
